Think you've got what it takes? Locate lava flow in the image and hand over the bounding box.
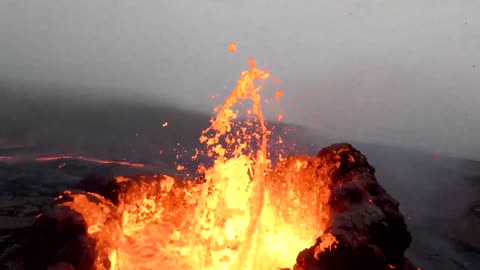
[0,155,144,167]
[60,56,336,270]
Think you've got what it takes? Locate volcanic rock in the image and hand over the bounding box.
[2,206,97,270]
[293,143,413,270]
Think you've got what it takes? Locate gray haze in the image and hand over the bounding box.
[1,0,480,159]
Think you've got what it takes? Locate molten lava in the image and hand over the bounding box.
[35,156,144,168]
[61,56,336,270]
[0,155,144,167]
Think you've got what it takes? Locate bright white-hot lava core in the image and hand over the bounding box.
[62,52,336,270]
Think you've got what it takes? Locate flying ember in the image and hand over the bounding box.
[61,55,336,270]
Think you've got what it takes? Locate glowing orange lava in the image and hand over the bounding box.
[228,42,237,52]
[35,155,144,167]
[0,155,144,167]
[61,56,335,270]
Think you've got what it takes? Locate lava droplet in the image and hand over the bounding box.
[228,42,237,52]
[275,89,283,102]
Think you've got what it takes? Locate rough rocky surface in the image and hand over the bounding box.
[1,143,479,269]
[1,205,97,270]
[293,143,414,270]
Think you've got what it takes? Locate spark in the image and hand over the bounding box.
[228,42,237,52]
[275,89,283,102]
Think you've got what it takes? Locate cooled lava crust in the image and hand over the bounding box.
[293,143,413,270]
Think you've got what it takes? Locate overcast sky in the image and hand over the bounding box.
[1,0,479,159]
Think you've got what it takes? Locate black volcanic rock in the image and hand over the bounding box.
[294,143,413,270]
[1,206,97,270]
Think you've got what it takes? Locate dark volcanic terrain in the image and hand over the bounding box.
[0,82,479,269]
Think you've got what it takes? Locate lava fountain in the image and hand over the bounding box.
[24,51,414,270]
[56,56,336,270]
